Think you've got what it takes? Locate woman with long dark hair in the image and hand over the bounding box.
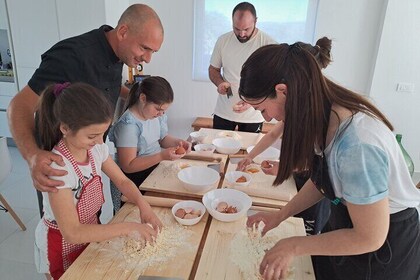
[241,43,420,280]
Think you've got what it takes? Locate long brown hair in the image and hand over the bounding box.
[239,42,393,185]
[124,76,174,111]
[37,83,113,151]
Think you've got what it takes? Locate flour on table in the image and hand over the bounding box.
[97,212,194,275]
[230,221,295,280]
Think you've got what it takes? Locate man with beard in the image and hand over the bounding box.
[208,2,276,133]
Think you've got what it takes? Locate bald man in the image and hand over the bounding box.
[209,2,276,133]
[7,4,164,213]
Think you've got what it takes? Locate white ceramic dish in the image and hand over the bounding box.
[171,200,206,226]
[217,130,240,140]
[190,131,208,143]
[212,138,241,155]
[225,171,252,187]
[202,189,252,222]
[246,145,280,164]
[194,143,216,156]
[177,166,220,193]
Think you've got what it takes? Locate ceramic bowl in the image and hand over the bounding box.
[171,200,206,226]
[190,131,208,143]
[246,145,280,164]
[225,171,252,187]
[217,130,240,140]
[177,166,220,193]
[194,143,216,156]
[202,189,252,222]
[212,138,241,155]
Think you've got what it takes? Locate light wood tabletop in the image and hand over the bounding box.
[60,202,209,280]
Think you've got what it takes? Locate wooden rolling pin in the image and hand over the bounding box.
[232,185,293,202]
[143,196,183,208]
[144,195,281,213]
[182,153,222,162]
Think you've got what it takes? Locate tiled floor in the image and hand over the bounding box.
[0,146,114,280]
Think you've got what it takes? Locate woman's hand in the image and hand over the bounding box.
[260,239,295,280]
[236,157,253,171]
[247,211,283,236]
[260,160,278,176]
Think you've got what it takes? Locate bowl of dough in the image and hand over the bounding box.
[202,189,252,222]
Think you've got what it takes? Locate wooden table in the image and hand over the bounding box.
[194,215,315,280]
[62,198,314,280]
[223,161,297,209]
[139,153,228,198]
[61,202,209,280]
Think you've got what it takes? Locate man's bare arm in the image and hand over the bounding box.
[208,65,230,95]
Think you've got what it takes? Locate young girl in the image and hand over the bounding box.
[34,82,163,280]
[109,76,191,211]
[239,43,420,279]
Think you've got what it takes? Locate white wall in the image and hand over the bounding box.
[129,0,217,140]
[315,0,386,94]
[130,0,388,136]
[370,0,420,171]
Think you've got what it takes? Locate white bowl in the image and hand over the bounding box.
[225,171,252,187]
[212,138,241,155]
[246,146,280,164]
[202,189,252,222]
[177,166,220,193]
[194,143,216,156]
[190,131,208,143]
[171,200,206,226]
[217,130,240,140]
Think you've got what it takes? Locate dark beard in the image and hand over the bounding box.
[236,26,255,43]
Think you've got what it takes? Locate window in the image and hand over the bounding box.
[193,0,319,81]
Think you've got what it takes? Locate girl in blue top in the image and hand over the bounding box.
[110,76,191,210]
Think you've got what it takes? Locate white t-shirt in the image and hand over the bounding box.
[325,112,420,214]
[210,30,277,123]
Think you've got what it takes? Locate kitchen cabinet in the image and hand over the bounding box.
[1,0,120,138]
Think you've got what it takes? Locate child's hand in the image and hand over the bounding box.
[132,223,158,243]
[139,205,163,231]
[161,147,183,160]
[178,140,192,153]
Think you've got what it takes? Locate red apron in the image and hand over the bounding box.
[44,140,104,279]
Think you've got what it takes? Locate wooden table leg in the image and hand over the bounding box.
[0,194,26,231]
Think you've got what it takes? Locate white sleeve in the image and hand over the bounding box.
[210,36,223,68]
[49,161,78,190]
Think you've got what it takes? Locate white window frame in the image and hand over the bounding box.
[192,0,319,81]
